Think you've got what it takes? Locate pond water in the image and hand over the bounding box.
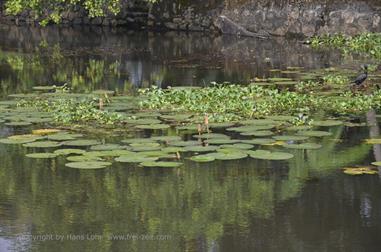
[0,25,381,252]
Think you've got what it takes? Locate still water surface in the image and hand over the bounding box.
[0,25,380,252]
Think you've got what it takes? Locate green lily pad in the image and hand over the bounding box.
[115,155,159,163]
[48,133,83,141]
[312,120,343,127]
[273,135,309,141]
[240,119,275,125]
[206,152,247,160]
[124,118,162,125]
[208,122,236,128]
[248,150,294,160]
[130,142,161,148]
[139,161,183,168]
[286,125,313,131]
[371,161,381,166]
[84,150,134,157]
[26,153,58,159]
[54,149,87,155]
[23,141,61,148]
[167,140,200,147]
[189,154,216,162]
[90,144,125,151]
[183,145,219,152]
[0,134,44,144]
[176,124,199,131]
[161,147,185,153]
[160,114,192,122]
[227,125,274,132]
[62,139,100,147]
[65,161,112,169]
[150,136,182,142]
[67,155,103,162]
[205,139,240,145]
[131,146,162,152]
[220,143,254,150]
[297,130,332,137]
[241,139,276,145]
[121,138,157,144]
[283,143,322,149]
[240,130,274,137]
[135,124,170,130]
[192,133,230,139]
[268,77,293,82]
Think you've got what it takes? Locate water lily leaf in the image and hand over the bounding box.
[286,125,313,131]
[124,118,162,125]
[297,130,332,137]
[312,120,343,127]
[62,139,100,147]
[268,77,293,82]
[240,119,275,125]
[48,133,83,141]
[90,144,125,151]
[67,155,103,162]
[32,129,62,135]
[248,150,294,160]
[240,130,274,137]
[121,138,157,144]
[176,124,199,131]
[131,146,162,152]
[227,125,274,132]
[167,140,200,147]
[160,114,192,122]
[189,154,216,162]
[139,161,183,167]
[205,139,240,145]
[192,133,230,139]
[150,136,182,142]
[161,147,185,153]
[130,142,160,148]
[206,152,247,160]
[26,153,58,159]
[135,124,170,130]
[241,139,276,145]
[23,141,62,148]
[283,143,322,149]
[220,143,254,150]
[0,134,45,144]
[85,150,134,157]
[115,155,159,163]
[371,161,381,166]
[54,149,86,155]
[183,145,219,152]
[273,135,309,141]
[26,117,54,123]
[343,167,378,175]
[65,161,112,169]
[209,122,236,128]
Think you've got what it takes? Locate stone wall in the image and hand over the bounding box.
[0,0,380,37]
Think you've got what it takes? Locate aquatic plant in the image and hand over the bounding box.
[311,33,381,59]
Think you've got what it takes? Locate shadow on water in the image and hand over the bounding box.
[0,25,381,252]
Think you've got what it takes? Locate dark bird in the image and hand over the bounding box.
[352,64,368,86]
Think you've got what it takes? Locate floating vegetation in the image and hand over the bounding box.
[365,139,381,145]
[139,161,183,168]
[297,130,332,137]
[342,167,378,175]
[0,134,45,144]
[90,144,125,151]
[283,143,322,150]
[48,133,83,141]
[66,155,103,162]
[65,161,112,169]
[32,129,62,135]
[54,149,86,155]
[189,154,216,162]
[62,139,100,147]
[25,153,58,159]
[135,124,170,130]
[23,141,62,148]
[273,135,309,141]
[206,152,248,160]
[183,145,219,152]
[311,120,343,127]
[248,150,294,160]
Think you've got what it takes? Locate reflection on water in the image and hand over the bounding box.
[0,25,381,252]
[0,24,349,97]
